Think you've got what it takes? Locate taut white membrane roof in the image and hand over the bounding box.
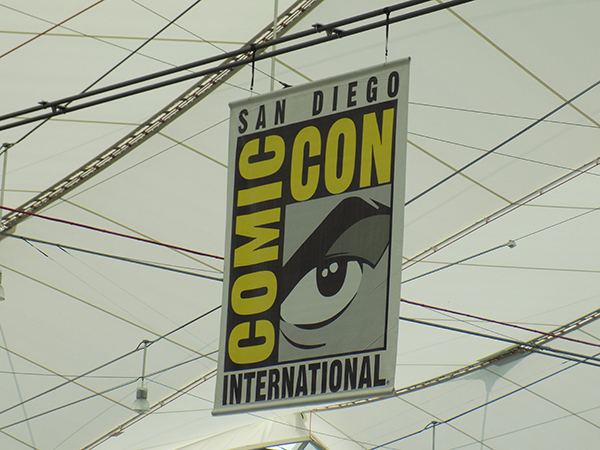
[0,0,599,449]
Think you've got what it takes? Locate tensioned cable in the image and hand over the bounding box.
[402,203,600,284]
[436,0,600,129]
[160,130,228,168]
[1,262,218,361]
[370,351,600,449]
[485,367,600,433]
[81,369,217,450]
[408,131,600,177]
[0,305,220,421]
[408,139,511,203]
[0,371,129,380]
[3,233,223,281]
[0,430,39,450]
[61,197,225,273]
[405,297,528,347]
[401,202,600,288]
[21,238,165,332]
[0,205,223,260]
[0,0,477,129]
[60,116,230,201]
[399,317,600,368]
[396,399,495,450]
[0,342,133,417]
[0,123,230,274]
[402,153,600,271]
[8,360,216,440]
[82,0,205,94]
[409,101,600,129]
[9,113,228,235]
[467,405,600,447]
[3,0,205,152]
[0,322,36,448]
[21,237,221,350]
[515,205,600,242]
[313,308,600,416]
[416,259,600,276]
[401,298,600,350]
[405,77,600,206]
[130,0,287,90]
[0,29,244,46]
[0,0,106,60]
[151,305,221,345]
[0,351,218,432]
[148,379,213,406]
[248,411,375,449]
[0,0,324,235]
[0,4,221,83]
[4,173,594,428]
[401,240,515,284]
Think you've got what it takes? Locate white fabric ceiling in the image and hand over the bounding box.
[1,0,600,449]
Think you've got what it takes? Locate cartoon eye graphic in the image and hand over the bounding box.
[280,258,363,327]
[279,196,391,349]
[317,258,359,298]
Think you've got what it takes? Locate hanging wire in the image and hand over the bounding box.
[431,421,439,450]
[0,0,106,60]
[401,240,515,284]
[409,101,600,129]
[0,306,220,423]
[402,154,600,272]
[0,0,205,157]
[3,233,223,281]
[0,205,223,261]
[0,355,219,433]
[250,44,257,92]
[384,7,391,62]
[405,76,600,206]
[399,317,600,368]
[0,0,476,130]
[0,322,37,448]
[401,299,600,350]
[370,350,600,449]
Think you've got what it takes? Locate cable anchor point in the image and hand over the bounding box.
[51,104,68,114]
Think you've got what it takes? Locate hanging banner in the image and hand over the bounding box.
[214,59,409,414]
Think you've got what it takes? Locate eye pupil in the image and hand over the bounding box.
[317,259,348,297]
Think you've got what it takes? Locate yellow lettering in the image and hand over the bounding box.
[231,271,277,315]
[239,135,285,180]
[228,321,275,364]
[237,182,282,207]
[290,126,321,201]
[325,117,356,194]
[234,208,280,267]
[360,108,394,187]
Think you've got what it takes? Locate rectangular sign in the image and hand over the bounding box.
[214,59,409,414]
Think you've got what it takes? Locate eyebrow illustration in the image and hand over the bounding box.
[279,196,391,350]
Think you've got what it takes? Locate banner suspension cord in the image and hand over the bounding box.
[384,7,390,62]
[250,44,257,92]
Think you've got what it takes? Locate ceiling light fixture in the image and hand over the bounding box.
[132,340,150,414]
